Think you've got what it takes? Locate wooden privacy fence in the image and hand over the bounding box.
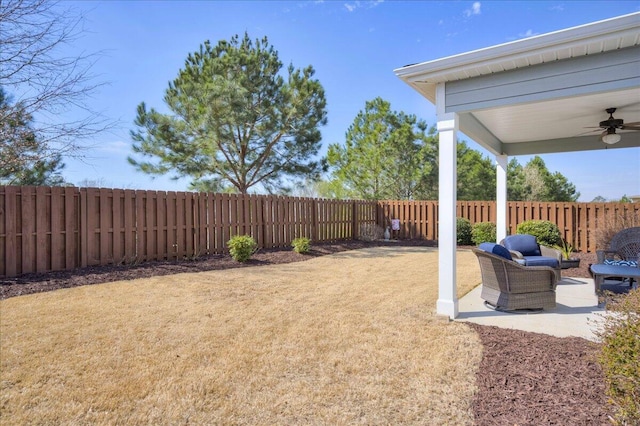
[1,185,639,277]
[377,200,640,255]
[0,186,377,277]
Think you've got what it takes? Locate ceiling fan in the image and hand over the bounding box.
[592,108,640,145]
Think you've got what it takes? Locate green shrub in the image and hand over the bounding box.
[471,222,496,245]
[292,237,311,254]
[596,289,640,425]
[516,220,561,247]
[227,235,257,262]
[456,217,473,245]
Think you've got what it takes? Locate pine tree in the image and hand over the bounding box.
[129,33,327,194]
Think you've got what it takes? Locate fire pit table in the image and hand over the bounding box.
[590,263,640,293]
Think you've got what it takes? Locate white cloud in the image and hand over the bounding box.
[344,0,382,13]
[463,2,481,18]
[550,4,565,12]
[519,29,539,38]
[344,2,359,12]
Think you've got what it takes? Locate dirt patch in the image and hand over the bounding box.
[0,241,609,424]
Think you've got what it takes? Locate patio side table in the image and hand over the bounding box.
[590,264,640,293]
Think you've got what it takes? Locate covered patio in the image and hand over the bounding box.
[395,12,640,320]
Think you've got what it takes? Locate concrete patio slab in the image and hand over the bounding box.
[456,277,630,342]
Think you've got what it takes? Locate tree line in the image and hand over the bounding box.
[0,3,627,202]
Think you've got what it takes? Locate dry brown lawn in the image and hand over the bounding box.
[1,246,482,425]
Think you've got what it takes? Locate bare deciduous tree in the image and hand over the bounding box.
[0,0,112,166]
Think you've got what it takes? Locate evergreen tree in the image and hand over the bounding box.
[456,141,496,201]
[0,88,66,186]
[130,33,327,194]
[507,156,579,202]
[326,97,435,200]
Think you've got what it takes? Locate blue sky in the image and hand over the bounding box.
[52,1,640,201]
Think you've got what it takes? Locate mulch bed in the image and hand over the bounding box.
[0,241,612,424]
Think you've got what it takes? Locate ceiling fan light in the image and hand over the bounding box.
[602,133,621,144]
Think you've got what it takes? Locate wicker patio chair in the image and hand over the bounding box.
[596,226,640,266]
[473,244,558,311]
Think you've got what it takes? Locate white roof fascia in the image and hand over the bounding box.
[395,12,640,104]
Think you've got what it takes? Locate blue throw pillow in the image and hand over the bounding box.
[604,259,638,268]
[479,242,513,261]
[503,234,541,256]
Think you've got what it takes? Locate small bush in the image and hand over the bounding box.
[516,220,561,247]
[471,222,496,245]
[456,217,473,245]
[596,288,640,425]
[292,237,311,254]
[227,235,257,262]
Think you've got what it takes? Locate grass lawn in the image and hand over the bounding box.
[0,246,482,425]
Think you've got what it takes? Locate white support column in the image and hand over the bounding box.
[436,82,458,319]
[496,154,508,243]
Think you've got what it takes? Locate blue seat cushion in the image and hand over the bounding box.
[479,242,512,261]
[604,259,638,267]
[503,234,541,256]
[523,256,559,268]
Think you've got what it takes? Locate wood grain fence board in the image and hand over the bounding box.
[262,195,271,248]
[156,191,164,260]
[243,194,250,238]
[50,186,63,271]
[155,191,166,260]
[197,192,207,255]
[144,191,155,261]
[86,188,97,266]
[165,192,176,260]
[99,188,111,265]
[275,196,284,244]
[3,187,17,276]
[111,189,122,263]
[175,192,185,258]
[213,193,224,252]
[324,200,332,241]
[290,197,297,241]
[257,196,265,246]
[122,190,135,263]
[228,194,237,238]
[220,194,229,249]
[274,197,283,244]
[20,187,34,274]
[174,192,183,258]
[149,190,157,260]
[65,187,77,269]
[578,202,589,252]
[35,186,49,272]
[204,193,213,253]
[187,192,195,256]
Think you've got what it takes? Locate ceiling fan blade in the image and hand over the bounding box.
[621,125,640,130]
[622,121,640,126]
[577,129,602,136]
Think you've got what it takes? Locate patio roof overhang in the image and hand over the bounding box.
[394,12,640,155]
[393,12,640,319]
